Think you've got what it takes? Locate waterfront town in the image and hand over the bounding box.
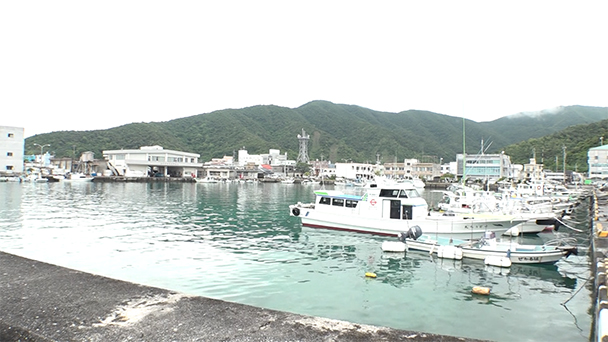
[0,125,597,185]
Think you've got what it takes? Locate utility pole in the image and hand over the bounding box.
[33,143,50,168]
[562,145,567,183]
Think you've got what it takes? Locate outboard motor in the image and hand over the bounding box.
[561,246,578,258]
[398,225,422,242]
[553,219,562,232]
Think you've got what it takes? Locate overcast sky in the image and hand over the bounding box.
[2,1,607,137]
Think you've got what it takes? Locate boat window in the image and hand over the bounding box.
[398,190,408,198]
[319,197,331,205]
[402,205,413,219]
[379,189,399,197]
[332,198,345,206]
[404,189,420,198]
[345,200,358,208]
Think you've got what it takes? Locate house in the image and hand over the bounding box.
[103,146,201,177]
[588,145,608,179]
[0,126,24,175]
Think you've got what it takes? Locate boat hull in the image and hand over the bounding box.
[297,209,525,238]
[402,237,568,264]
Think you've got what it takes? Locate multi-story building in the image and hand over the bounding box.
[0,126,24,175]
[310,159,331,178]
[588,145,608,179]
[384,159,441,181]
[383,162,407,179]
[456,152,512,180]
[103,145,201,177]
[335,162,380,181]
[412,161,441,181]
[237,148,264,166]
[521,158,544,181]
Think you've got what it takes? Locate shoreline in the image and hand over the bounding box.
[0,251,487,341]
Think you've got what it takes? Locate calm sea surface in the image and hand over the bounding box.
[0,181,593,341]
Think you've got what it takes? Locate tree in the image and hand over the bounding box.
[295,162,310,175]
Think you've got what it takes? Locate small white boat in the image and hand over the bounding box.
[382,226,577,265]
[196,176,219,183]
[64,173,93,182]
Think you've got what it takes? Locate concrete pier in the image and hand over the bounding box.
[92,176,196,183]
[592,189,608,342]
[0,251,487,342]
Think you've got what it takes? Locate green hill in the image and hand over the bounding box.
[24,101,608,172]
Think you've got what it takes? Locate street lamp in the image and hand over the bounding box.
[33,143,50,166]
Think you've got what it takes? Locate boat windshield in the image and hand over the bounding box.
[402,189,420,198]
[379,188,420,198]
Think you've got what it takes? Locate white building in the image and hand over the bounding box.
[265,149,289,166]
[588,145,608,179]
[103,145,201,177]
[456,152,512,181]
[521,158,544,181]
[237,148,264,166]
[0,126,24,174]
[334,162,380,181]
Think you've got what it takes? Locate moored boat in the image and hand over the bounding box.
[196,176,219,183]
[289,183,526,238]
[382,226,577,265]
[64,173,94,182]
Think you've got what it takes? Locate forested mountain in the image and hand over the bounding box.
[24,101,608,172]
[503,118,608,172]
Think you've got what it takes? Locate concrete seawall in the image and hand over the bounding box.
[593,190,608,342]
[0,251,488,342]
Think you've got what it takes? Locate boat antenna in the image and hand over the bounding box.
[462,118,466,185]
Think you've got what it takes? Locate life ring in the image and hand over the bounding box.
[292,207,300,216]
[536,185,541,191]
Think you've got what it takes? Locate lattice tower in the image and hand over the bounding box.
[296,128,310,164]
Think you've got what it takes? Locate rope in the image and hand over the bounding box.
[556,217,583,233]
[561,275,592,306]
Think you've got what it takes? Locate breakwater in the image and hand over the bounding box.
[592,189,608,341]
[0,251,488,341]
[92,176,196,183]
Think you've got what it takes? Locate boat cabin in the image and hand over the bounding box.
[313,185,428,220]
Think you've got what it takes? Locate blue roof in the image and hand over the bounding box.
[314,190,362,201]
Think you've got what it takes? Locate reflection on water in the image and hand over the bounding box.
[0,182,593,342]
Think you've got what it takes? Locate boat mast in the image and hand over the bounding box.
[462,118,466,185]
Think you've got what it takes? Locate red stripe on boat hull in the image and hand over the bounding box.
[301,223,396,237]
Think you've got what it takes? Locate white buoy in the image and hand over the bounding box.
[437,245,463,260]
[503,226,521,236]
[381,241,407,252]
[484,256,512,268]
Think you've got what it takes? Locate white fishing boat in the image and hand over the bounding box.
[196,176,219,183]
[64,173,93,182]
[437,186,561,234]
[381,226,577,265]
[289,183,526,238]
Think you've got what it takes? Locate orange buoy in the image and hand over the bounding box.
[472,286,491,295]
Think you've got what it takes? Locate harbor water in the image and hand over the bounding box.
[0,181,594,341]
